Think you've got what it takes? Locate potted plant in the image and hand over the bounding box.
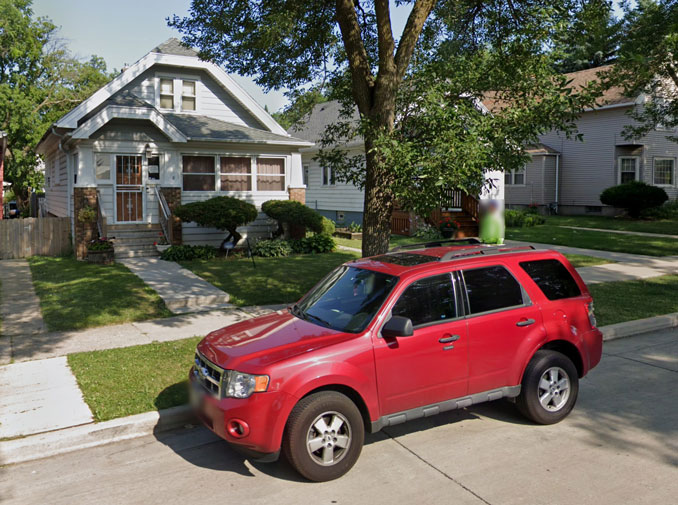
[154,232,170,253]
[438,217,460,239]
[86,237,115,264]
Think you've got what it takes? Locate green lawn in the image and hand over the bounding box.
[547,215,678,236]
[506,226,678,256]
[68,337,201,422]
[561,254,611,268]
[29,257,172,331]
[590,274,678,326]
[182,251,360,306]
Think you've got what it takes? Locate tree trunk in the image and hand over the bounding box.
[361,137,395,257]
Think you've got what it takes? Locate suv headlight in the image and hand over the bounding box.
[225,371,269,399]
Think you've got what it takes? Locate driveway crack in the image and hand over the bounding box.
[383,428,492,505]
[602,353,678,374]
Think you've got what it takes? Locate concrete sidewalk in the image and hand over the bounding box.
[120,257,232,314]
[558,224,678,239]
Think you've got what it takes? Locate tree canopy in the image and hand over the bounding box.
[0,0,113,207]
[171,0,602,255]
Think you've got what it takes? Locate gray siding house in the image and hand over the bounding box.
[37,39,311,258]
[498,65,678,215]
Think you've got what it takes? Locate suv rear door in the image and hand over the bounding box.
[372,272,469,415]
[460,264,546,393]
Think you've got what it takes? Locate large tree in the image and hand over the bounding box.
[608,0,678,143]
[553,0,622,72]
[0,0,113,208]
[171,0,599,256]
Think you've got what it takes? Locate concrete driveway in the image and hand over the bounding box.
[1,328,676,505]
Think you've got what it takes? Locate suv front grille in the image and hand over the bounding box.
[194,352,226,398]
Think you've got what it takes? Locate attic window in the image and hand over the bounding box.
[159,79,174,109]
[182,81,196,111]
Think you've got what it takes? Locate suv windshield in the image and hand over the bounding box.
[293,266,398,333]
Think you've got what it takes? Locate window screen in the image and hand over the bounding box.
[463,266,524,314]
[392,274,456,327]
[520,259,581,301]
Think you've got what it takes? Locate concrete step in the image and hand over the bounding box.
[112,236,164,246]
[108,224,162,231]
[114,244,160,259]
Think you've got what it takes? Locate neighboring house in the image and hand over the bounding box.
[36,38,311,258]
[495,65,678,215]
[0,131,6,219]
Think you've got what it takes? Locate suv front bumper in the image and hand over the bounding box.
[189,368,296,457]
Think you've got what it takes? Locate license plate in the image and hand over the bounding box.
[189,382,206,411]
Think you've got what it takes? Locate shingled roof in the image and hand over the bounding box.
[288,100,359,143]
[151,38,198,57]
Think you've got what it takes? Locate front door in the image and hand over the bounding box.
[115,155,144,222]
[373,272,469,415]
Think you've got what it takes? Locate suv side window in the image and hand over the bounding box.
[520,259,581,300]
[392,274,457,327]
[462,265,524,315]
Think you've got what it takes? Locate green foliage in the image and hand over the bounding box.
[414,223,443,240]
[87,238,113,251]
[600,181,669,218]
[261,199,323,235]
[504,210,546,228]
[77,206,97,223]
[290,234,336,254]
[640,200,678,220]
[174,196,258,245]
[272,86,328,129]
[0,0,113,207]
[346,221,362,233]
[320,216,335,236]
[252,239,293,258]
[552,0,622,72]
[160,245,218,262]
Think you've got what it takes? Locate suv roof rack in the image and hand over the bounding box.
[440,245,536,261]
[390,237,482,252]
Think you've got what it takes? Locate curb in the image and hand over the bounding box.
[601,312,678,341]
[0,405,195,466]
[2,314,676,466]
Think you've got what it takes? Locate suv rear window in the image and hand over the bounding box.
[520,259,581,300]
[462,265,524,314]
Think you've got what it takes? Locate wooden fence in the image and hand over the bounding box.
[0,217,71,259]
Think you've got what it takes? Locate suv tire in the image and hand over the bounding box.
[283,391,364,482]
[517,350,579,425]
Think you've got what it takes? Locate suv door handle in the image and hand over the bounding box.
[439,334,461,343]
[516,318,536,327]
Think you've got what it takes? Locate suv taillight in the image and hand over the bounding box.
[587,302,597,329]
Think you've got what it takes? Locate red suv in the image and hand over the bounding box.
[190,240,603,481]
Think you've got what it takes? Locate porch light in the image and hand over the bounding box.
[145,144,153,159]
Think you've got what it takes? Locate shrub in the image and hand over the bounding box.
[290,234,336,254]
[174,197,258,246]
[252,239,293,257]
[640,199,678,220]
[414,223,443,240]
[160,245,218,261]
[320,216,336,236]
[78,206,97,223]
[262,200,323,236]
[347,222,363,233]
[504,209,545,228]
[87,237,113,251]
[600,181,668,218]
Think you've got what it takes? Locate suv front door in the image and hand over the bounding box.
[373,272,469,415]
[461,264,545,393]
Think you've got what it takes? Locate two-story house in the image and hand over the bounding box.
[37,39,311,258]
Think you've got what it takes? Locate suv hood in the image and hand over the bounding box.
[197,310,356,370]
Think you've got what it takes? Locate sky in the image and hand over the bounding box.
[32,0,629,113]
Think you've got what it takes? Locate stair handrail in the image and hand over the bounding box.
[155,186,173,245]
[460,192,480,221]
[95,189,106,238]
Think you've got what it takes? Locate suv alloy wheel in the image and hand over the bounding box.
[517,350,580,424]
[283,391,364,481]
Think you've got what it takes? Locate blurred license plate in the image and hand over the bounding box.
[189,382,206,410]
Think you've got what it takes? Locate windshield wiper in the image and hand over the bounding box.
[303,312,332,328]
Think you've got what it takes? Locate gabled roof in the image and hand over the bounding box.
[288,100,360,143]
[51,39,288,136]
[164,114,312,145]
[526,143,560,155]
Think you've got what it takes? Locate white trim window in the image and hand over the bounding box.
[220,156,252,191]
[182,155,216,191]
[618,156,639,184]
[504,167,525,186]
[181,80,197,111]
[256,157,286,191]
[653,157,675,186]
[95,153,112,181]
[322,165,335,186]
[303,164,309,186]
[159,78,174,110]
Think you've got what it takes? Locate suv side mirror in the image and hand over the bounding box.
[381,315,414,338]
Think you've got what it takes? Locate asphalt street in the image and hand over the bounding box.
[1,328,676,505]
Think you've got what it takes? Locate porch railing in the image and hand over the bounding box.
[156,186,173,245]
[460,192,479,221]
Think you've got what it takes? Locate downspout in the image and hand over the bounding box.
[554,154,560,210]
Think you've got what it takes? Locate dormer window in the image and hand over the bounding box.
[182,81,196,111]
[159,78,174,109]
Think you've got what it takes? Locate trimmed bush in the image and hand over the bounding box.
[320,216,336,236]
[504,209,545,228]
[262,200,323,236]
[600,181,668,218]
[290,234,336,254]
[174,196,258,246]
[252,239,293,258]
[160,245,218,261]
[640,199,678,220]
